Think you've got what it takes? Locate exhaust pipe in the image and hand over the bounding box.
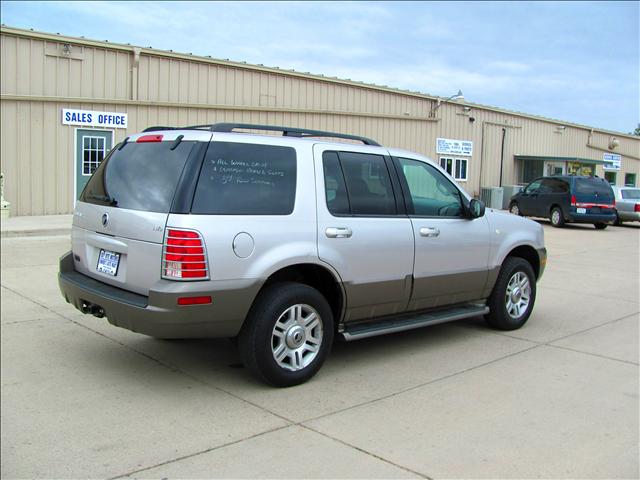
[80,301,105,318]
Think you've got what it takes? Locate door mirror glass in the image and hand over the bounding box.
[469,198,485,218]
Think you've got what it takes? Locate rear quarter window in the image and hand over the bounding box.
[191,142,297,215]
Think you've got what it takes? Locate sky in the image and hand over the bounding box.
[1,1,638,134]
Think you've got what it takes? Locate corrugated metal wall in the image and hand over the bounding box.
[2,27,639,216]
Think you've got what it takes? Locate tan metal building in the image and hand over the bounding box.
[2,25,639,216]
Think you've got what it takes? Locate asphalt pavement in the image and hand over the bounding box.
[1,219,638,479]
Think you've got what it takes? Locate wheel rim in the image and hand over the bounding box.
[551,210,560,225]
[511,205,519,215]
[505,271,531,320]
[271,304,323,371]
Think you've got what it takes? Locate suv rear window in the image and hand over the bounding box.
[80,141,195,213]
[191,142,296,215]
[574,178,614,198]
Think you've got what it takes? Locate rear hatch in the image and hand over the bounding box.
[573,177,615,214]
[72,131,209,295]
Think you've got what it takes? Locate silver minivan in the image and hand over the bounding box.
[59,123,546,386]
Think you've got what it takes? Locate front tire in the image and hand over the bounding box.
[238,282,334,387]
[594,222,608,230]
[613,214,622,226]
[550,207,565,227]
[485,257,537,331]
[509,203,521,216]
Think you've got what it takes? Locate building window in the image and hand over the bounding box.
[439,157,468,181]
[625,173,637,187]
[604,171,616,185]
[82,136,106,175]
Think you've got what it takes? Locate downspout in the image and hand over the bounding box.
[499,127,506,187]
[131,47,141,101]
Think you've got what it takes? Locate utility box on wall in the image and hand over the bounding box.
[480,187,504,210]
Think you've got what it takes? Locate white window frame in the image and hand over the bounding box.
[82,135,107,176]
[439,156,468,181]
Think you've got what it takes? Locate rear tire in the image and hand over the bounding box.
[485,257,536,331]
[509,203,521,216]
[238,282,333,387]
[550,207,565,227]
[594,223,608,230]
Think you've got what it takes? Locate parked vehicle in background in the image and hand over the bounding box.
[59,123,547,387]
[612,186,640,225]
[509,175,616,229]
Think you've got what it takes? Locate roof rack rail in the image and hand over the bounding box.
[208,123,381,146]
[141,123,381,146]
[142,126,177,132]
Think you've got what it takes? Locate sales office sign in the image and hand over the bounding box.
[62,109,128,129]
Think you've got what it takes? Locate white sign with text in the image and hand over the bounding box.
[603,153,621,171]
[436,137,473,156]
[62,109,128,129]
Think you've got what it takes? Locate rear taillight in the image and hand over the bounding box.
[162,228,209,280]
[571,195,577,207]
[635,204,640,213]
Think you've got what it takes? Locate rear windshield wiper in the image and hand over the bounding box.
[86,194,118,206]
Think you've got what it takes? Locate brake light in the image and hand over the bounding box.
[162,228,208,280]
[635,204,640,213]
[137,134,163,143]
[571,195,577,207]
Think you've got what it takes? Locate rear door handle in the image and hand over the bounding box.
[419,227,440,238]
[326,227,352,238]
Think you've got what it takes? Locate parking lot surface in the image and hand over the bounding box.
[1,221,638,479]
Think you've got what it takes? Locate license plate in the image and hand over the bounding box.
[590,207,601,214]
[97,249,120,276]
[577,208,586,214]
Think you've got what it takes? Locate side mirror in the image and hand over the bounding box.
[468,198,485,219]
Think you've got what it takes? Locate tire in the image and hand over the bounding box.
[550,206,565,227]
[485,257,537,331]
[238,282,334,387]
[509,203,521,216]
[613,214,622,226]
[594,223,608,230]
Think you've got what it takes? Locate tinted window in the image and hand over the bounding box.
[398,158,463,217]
[338,152,396,215]
[545,178,569,193]
[525,180,542,193]
[192,142,296,215]
[574,178,614,199]
[322,151,350,215]
[621,189,640,200]
[80,141,195,213]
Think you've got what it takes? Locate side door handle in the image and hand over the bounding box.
[326,227,352,238]
[419,227,440,238]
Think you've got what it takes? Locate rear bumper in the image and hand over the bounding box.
[58,252,260,338]
[618,211,640,222]
[566,211,616,224]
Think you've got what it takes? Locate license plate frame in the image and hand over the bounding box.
[97,249,121,276]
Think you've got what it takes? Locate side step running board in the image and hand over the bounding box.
[341,304,489,341]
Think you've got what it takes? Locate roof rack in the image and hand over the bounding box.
[142,123,381,146]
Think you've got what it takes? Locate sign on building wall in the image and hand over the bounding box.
[62,109,128,129]
[436,137,473,156]
[603,153,621,171]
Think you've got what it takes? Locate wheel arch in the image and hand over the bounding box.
[255,262,346,326]
[505,244,541,279]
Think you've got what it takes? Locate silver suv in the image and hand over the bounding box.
[59,123,546,387]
